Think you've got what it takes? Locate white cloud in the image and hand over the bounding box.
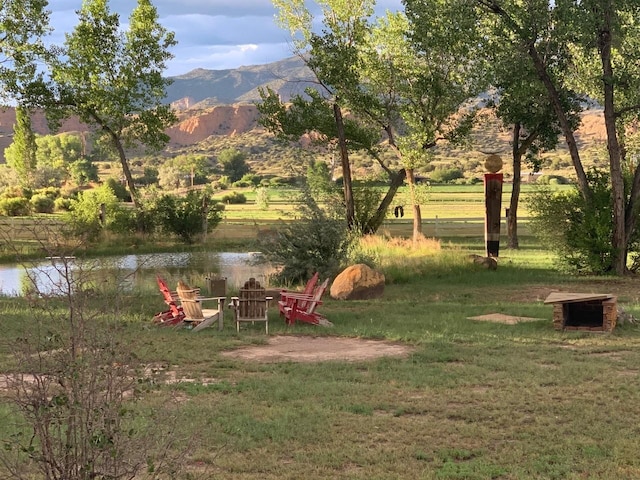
[46,0,404,75]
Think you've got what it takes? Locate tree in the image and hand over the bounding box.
[474,0,640,273]
[359,6,485,240]
[217,148,250,182]
[268,0,378,229]
[48,0,177,210]
[0,0,51,104]
[484,36,581,248]
[5,106,37,186]
[266,0,485,237]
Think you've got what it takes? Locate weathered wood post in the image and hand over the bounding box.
[484,155,503,257]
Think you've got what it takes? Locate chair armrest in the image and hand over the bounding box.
[280,292,315,300]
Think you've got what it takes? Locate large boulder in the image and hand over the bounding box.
[330,264,385,300]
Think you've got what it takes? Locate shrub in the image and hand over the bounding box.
[104,177,131,202]
[221,191,247,204]
[65,184,135,240]
[0,196,31,216]
[429,167,464,183]
[527,169,615,274]
[34,186,61,200]
[145,189,223,243]
[30,194,55,214]
[54,197,73,211]
[255,186,270,210]
[256,189,352,284]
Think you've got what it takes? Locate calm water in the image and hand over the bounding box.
[0,252,274,297]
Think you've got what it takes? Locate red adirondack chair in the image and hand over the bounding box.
[283,278,332,326]
[153,275,186,326]
[278,272,319,317]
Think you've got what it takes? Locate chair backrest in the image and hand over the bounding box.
[304,278,329,314]
[237,278,267,319]
[157,275,176,304]
[157,275,182,316]
[176,282,204,321]
[303,272,320,296]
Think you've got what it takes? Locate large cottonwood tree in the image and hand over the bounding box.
[472,0,640,273]
[49,0,177,209]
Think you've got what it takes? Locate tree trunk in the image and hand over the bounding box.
[333,102,355,229]
[508,123,522,249]
[108,129,139,210]
[362,168,406,234]
[406,168,423,242]
[598,1,627,275]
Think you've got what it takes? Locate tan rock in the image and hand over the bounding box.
[330,264,385,300]
[467,254,498,270]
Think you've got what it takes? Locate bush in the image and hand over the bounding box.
[54,197,73,212]
[0,196,31,216]
[34,186,61,200]
[429,167,464,183]
[221,191,247,204]
[256,189,352,284]
[104,177,131,202]
[65,184,136,240]
[144,189,223,243]
[30,194,55,214]
[537,174,570,185]
[527,169,615,274]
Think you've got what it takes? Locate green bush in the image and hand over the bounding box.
[256,189,352,284]
[104,178,131,202]
[54,197,73,212]
[34,187,61,200]
[429,167,464,183]
[537,174,570,185]
[144,190,223,243]
[30,194,55,214]
[65,184,136,240]
[0,197,31,216]
[528,169,615,274]
[221,191,247,204]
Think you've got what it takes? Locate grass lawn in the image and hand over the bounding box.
[1,239,639,479]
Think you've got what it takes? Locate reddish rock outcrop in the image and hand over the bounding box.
[167,104,261,145]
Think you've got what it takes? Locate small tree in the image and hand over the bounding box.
[528,169,616,274]
[0,227,188,479]
[256,188,351,284]
[5,105,37,186]
[145,189,223,243]
[217,148,250,183]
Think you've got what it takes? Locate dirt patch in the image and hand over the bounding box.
[467,313,546,324]
[220,336,414,363]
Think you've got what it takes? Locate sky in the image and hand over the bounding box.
[49,0,405,77]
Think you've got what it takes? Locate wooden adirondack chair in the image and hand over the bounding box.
[153,275,186,326]
[278,272,319,317]
[229,278,272,334]
[176,281,225,332]
[283,278,332,327]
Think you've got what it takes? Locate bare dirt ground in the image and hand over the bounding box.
[220,336,415,363]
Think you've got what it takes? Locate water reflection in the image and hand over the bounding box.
[0,252,274,297]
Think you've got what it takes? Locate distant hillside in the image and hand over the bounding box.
[165,56,317,109]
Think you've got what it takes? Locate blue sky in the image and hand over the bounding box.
[50,0,404,77]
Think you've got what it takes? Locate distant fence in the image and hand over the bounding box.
[0,217,66,242]
[380,216,533,238]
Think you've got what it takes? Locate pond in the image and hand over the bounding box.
[0,252,275,297]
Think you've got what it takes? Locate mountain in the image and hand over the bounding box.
[164,56,316,109]
[0,57,608,172]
